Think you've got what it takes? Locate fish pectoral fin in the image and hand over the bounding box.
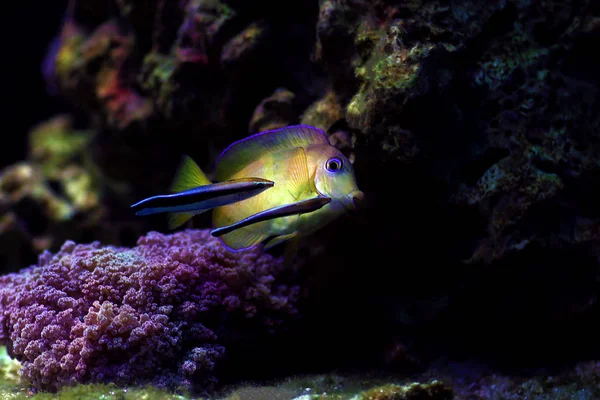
[287,147,310,197]
[167,211,199,229]
[170,155,211,193]
[217,229,268,252]
[210,196,332,238]
[263,232,298,250]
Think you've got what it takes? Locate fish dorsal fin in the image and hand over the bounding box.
[170,155,211,193]
[287,147,311,197]
[215,125,330,181]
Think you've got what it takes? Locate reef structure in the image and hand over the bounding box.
[0,229,299,394]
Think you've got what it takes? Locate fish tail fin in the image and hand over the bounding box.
[167,210,202,229]
[170,155,211,193]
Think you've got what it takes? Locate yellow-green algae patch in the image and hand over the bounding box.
[23,384,195,400]
[217,374,451,400]
[1,346,199,400]
[0,346,22,398]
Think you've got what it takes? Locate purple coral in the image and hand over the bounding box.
[0,229,299,392]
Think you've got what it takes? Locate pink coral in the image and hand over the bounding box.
[0,229,299,392]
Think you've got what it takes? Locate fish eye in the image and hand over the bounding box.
[325,157,343,172]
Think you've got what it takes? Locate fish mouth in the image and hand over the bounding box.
[344,190,366,212]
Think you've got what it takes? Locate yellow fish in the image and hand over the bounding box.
[134,124,365,252]
[210,124,365,251]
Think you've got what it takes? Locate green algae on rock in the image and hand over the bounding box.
[289,380,453,400]
[0,381,197,400]
[0,115,150,274]
[352,380,452,400]
[0,346,21,397]
[0,116,101,272]
[300,89,346,133]
[0,162,77,271]
[27,115,99,212]
[28,116,90,178]
[249,88,299,134]
[216,374,453,400]
[221,385,300,400]
[312,0,600,267]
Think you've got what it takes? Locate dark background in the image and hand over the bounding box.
[1,1,68,169]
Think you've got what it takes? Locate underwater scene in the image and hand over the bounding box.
[2,0,600,399]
